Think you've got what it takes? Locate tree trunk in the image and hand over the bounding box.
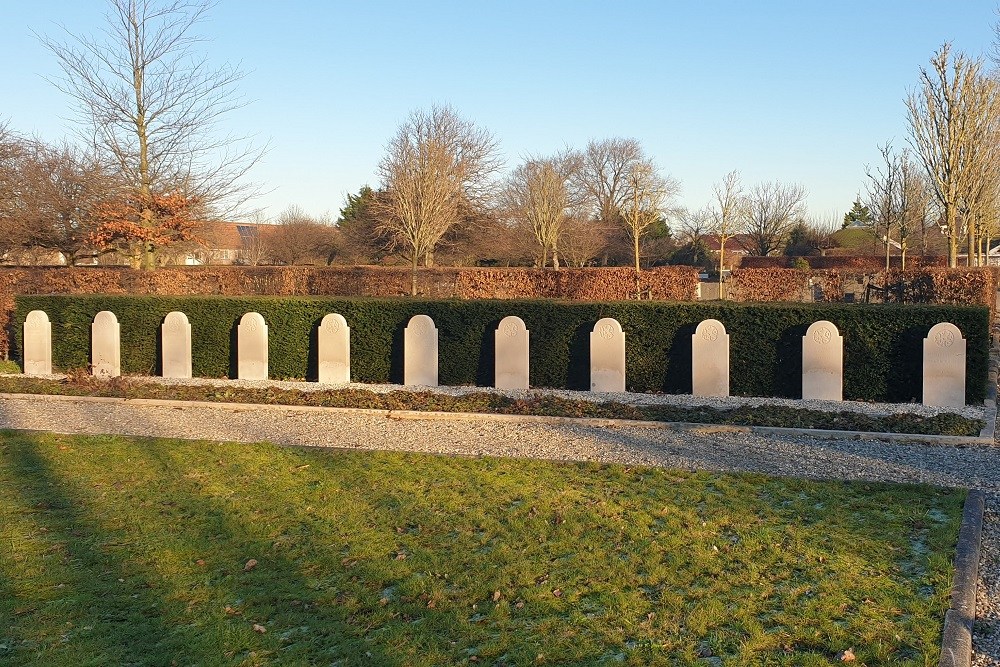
[633,235,641,273]
[947,207,958,267]
[885,233,890,272]
[719,237,727,300]
[411,253,418,296]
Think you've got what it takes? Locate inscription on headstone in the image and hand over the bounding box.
[802,320,842,401]
[23,310,52,375]
[318,313,351,384]
[495,315,529,390]
[590,318,625,392]
[161,311,192,379]
[238,312,268,380]
[923,322,966,407]
[404,314,438,386]
[692,319,729,397]
[91,310,121,378]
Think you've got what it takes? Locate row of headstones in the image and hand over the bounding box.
[22,310,968,407]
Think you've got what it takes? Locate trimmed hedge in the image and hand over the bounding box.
[0,266,700,358]
[12,296,991,403]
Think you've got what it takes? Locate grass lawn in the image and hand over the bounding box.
[0,431,964,666]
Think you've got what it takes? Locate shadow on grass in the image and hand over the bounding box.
[0,433,404,666]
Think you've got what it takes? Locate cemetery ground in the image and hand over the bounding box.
[0,430,966,666]
[0,370,985,437]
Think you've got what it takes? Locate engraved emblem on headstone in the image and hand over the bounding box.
[802,320,842,401]
[318,313,351,384]
[693,319,728,396]
[238,312,268,380]
[812,326,832,345]
[934,329,955,348]
[495,316,529,390]
[924,322,965,407]
[590,318,625,392]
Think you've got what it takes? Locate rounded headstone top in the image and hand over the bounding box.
[163,311,189,330]
[26,310,49,324]
[240,311,265,324]
[695,318,726,341]
[321,313,349,332]
[593,317,623,339]
[928,322,962,348]
[407,314,436,336]
[498,315,527,337]
[805,320,840,345]
[93,310,118,328]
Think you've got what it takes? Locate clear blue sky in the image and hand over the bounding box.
[1,1,996,224]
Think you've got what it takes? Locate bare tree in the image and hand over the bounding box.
[18,141,111,264]
[619,160,678,273]
[572,138,679,272]
[500,152,580,268]
[559,214,612,267]
[907,43,1000,266]
[42,0,262,269]
[0,122,29,258]
[376,105,501,294]
[865,143,906,271]
[268,205,339,265]
[740,181,807,256]
[710,170,742,297]
[573,138,644,227]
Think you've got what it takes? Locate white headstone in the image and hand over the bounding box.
[404,314,438,387]
[923,322,966,407]
[91,310,121,378]
[692,319,729,397]
[318,313,351,384]
[802,320,843,401]
[161,311,192,379]
[23,310,52,375]
[590,318,625,392]
[238,312,268,380]
[495,315,529,390]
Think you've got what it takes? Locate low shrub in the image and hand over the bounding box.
[12,295,991,403]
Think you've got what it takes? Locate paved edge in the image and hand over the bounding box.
[940,489,985,667]
[0,392,994,447]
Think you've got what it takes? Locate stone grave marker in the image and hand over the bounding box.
[590,317,625,392]
[91,310,121,378]
[318,313,351,384]
[404,314,438,386]
[495,315,529,390]
[802,320,842,401]
[161,311,192,379]
[238,312,268,380]
[692,319,729,397]
[923,322,966,407]
[23,310,52,375]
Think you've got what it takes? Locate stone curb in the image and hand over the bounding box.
[0,393,994,447]
[939,489,985,667]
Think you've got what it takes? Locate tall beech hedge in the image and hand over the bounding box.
[12,295,991,403]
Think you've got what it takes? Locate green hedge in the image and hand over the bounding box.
[11,295,991,403]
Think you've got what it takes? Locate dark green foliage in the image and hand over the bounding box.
[12,296,990,403]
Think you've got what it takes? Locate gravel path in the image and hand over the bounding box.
[0,388,998,662]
